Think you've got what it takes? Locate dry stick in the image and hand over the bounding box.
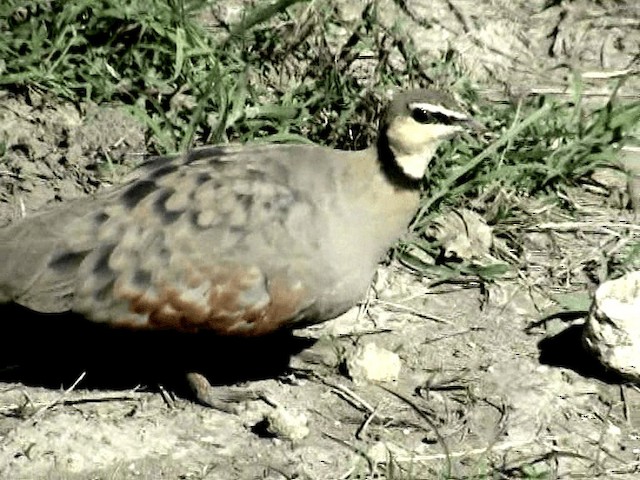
[371,299,454,325]
[605,236,636,260]
[528,88,639,98]
[338,467,356,480]
[565,233,624,279]
[0,392,141,416]
[604,461,640,476]
[324,380,390,439]
[158,384,176,409]
[530,221,640,233]
[30,371,86,422]
[322,431,375,478]
[356,403,383,440]
[378,386,453,477]
[329,381,377,415]
[399,441,602,472]
[621,385,631,425]
[581,69,636,79]
[423,326,486,344]
[394,438,536,463]
[334,327,394,338]
[356,283,374,324]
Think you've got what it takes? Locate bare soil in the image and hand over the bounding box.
[1,1,640,479]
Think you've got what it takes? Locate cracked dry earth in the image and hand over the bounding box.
[0,94,640,480]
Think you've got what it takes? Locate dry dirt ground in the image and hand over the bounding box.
[1,1,640,479]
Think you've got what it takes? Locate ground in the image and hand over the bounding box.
[1,1,640,479]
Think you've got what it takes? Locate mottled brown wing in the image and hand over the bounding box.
[0,198,106,312]
[1,146,328,334]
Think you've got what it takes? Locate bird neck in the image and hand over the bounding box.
[375,135,424,190]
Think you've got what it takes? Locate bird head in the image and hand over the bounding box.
[379,89,482,181]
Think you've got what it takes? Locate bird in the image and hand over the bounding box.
[0,88,480,406]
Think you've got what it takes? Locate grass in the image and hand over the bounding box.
[0,0,393,152]
[399,86,640,279]
[2,2,640,478]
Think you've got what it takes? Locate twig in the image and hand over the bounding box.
[329,382,377,414]
[394,438,539,463]
[379,385,453,477]
[621,385,630,425]
[356,403,383,440]
[528,88,639,98]
[423,326,486,344]
[30,371,86,422]
[322,431,375,476]
[581,69,636,79]
[158,384,176,409]
[530,221,640,234]
[0,391,142,416]
[371,299,454,325]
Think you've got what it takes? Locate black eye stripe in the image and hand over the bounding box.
[411,108,457,125]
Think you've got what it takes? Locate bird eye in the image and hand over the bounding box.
[411,107,452,125]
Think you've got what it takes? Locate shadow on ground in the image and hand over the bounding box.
[0,303,314,399]
[538,323,626,384]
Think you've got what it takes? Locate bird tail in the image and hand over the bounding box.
[0,200,99,312]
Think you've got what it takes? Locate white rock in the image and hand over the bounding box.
[426,208,493,261]
[366,441,390,464]
[583,271,640,380]
[264,406,309,441]
[345,342,402,384]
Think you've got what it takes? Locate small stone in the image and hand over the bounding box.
[264,406,309,441]
[583,271,640,380]
[345,342,402,385]
[366,441,390,464]
[425,208,493,262]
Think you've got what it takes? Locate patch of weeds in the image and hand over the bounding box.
[0,0,444,155]
[608,239,640,277]
[399,82,640,282]
[2,0,639,290]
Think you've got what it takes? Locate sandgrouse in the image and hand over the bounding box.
[0,89,479,404]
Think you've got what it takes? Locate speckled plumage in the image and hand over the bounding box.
[0,89,474,337]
